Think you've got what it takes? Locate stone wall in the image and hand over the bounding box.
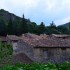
[7,40,18,54]
[33,47,70,63]
[13,39,70,63]
[16,40,35,61]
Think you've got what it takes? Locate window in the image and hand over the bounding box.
[43,48,48,59]
[61,47,66,50]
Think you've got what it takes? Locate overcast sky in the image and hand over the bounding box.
[0,0,70,26]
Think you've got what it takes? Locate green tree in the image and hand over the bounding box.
[68,22,70,34]
[49,21,56,29]
[45,21,60,35]
[45,26,60,35]
[37,22,46,34]
[12,20,19,35]
[7,15,13,35]
[0,19,7,36]
[57,26,69,34]
[28,22,38,34]
[15,19,22,36]
[20,14,28,34]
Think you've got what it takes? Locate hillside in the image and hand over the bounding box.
[0,9,30,25]
[0,9,32,36]
[59,22,70,28]
[0,9,70,36]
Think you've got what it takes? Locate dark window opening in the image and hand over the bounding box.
[62,37,66,39]
[61,48,66,50]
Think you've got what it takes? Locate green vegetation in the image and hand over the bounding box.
[0,62,70,70]
[0,9,70,36]
[0,42,13,65]
[0,42,13,58]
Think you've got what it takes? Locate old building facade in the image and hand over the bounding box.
[0,33,70,63]
[17,34,70,63]
[6,35,20,54]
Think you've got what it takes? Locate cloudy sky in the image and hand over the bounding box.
[0,0,70,26]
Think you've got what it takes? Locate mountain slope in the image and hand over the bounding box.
[0,9,30,25]
[59,22,70,28]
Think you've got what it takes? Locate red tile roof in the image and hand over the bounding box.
[35,38,70,48]
[20,34,70,48]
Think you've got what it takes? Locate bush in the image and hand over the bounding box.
[0,62,70,70]
[0,42,13,59]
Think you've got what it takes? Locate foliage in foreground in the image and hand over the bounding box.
[0,62,70,70]
[0,42,13,58]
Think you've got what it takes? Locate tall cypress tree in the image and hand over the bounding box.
[0,19,7,36]
[20,14,28,34]
[7,14,13,35]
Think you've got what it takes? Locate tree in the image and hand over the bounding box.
[68,22,70,34]
[12,20,18,35]
[45,26,60,35]
[20,14,28,34]
[57,26,69,34]
[45,21,59,35]
[0,19,7,36]
[15,18,22,36]
[37,22,46,34]
[28,22,38,34]
[49,21,56,29]
[7,15,13,35]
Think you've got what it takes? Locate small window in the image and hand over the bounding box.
[43,48,48,56]
[62,37,65,39]
[61,48,66,50]
[13,40,18,42]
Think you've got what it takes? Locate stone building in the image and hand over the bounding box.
[7,35,19,54]
[0,35,33,64]
[17,34,70,63]
[0,34,70,63]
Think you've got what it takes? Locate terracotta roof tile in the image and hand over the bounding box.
[35,37,70,48]
[20,34,70,48]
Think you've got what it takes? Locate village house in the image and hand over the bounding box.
[0,35,33,64]
[6,35,20,54]
[0,34,70,63]
[16,34,70,63]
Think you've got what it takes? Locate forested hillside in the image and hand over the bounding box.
[0,9,70,36]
